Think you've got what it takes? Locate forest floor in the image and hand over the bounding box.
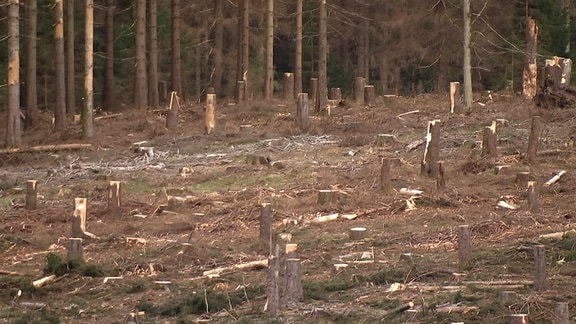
[1,93,576,323]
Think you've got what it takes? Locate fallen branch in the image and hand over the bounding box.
[435,304,479,314]
[0,269,24,276]
[0,143,92,154]
[95,113,122,120]
[202,259,268,278]
[543,170,566,187]
[396,110,420,118]
[539,229,576,240]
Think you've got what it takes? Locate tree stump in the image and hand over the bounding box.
[437,161,446,190]
[458,225,471,266]
[354,77,365,105]
[266,255,280,315]
[421,120,441,177]
[72,198,96,238]
[25,180,37,210]
[285,243,298,258]
[481,121,497,158]
[330,87,342,100]
[283,258,303,307]
[317,189,336,205]
[364,85,375,107]
[509,314,528,324]
[166,91,180,131]
[380,158,391,191]
[260,203,273,254]
[296,93,309,132]
[236,80,245,103]
[450,82,462,113]
[108,181,122,217]
[67,237,83,261]
[527,181,538,212]
[283,73,294,100]
[205,93,216,135]
[515,172,531,187]
[533,245,546,291]
[527,116,542,164]
[349,227,367,240]
[309,78,318,105]
[554,302,570,324]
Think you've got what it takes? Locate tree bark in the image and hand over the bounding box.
[103,0,114,110]
[295,0,303,98]
[148,0,159,108]
[316,0,328,112]
[25,0,38,129]
[212,0,224,94]
[523,17,538,100]
[83,0,94,139]
[6,0,21,147]
[462,0,472,110]
[65,0,75,118]
[171,0,182,96]
[134,0,147,110]
[54,0,67,130]
[264,0,274,99]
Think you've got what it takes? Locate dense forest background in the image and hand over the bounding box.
[0,0,574,112]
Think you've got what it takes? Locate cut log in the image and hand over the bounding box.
[202,259,268,278]
[539,230,576,240]
[481,121,497,158]
[0,143,92,154]
[94,113,122,120]
[544,170,566,187]
[32,274,57,288]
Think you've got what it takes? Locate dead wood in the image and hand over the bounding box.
[0,143,92,154]
[32,274,57,288]
[202,259,268,278]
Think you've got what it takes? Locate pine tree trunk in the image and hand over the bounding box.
[54,0,67,129]
[65,0,75,118]
[213,0,224,94]
[294,0,303,98]
[25,0,38,129]
[316,0,328,112]
[171,0,182,96]
[462,0,472,110]
[103,0,114,109]
[264,0,274,99]
[242,0,250,98]
[6,0,21,147]
[83,0,94,139]
[148,0,159,108]
[134,0,147,109]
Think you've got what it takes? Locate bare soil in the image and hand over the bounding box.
[1,94,576,323]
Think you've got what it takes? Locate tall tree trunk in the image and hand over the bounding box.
[171,0,182,96]
[54,0,67,129]
[213,0,224,94]
[316,0,328,112]
[264,0,274,99]
[83,0,94,139]
[103,0,114,109]
[522,17,538,100]
[134,0,147,109]
[362,3,370,81]
[148,0,159,107]
[6,0,22,147]
[65,0,75,118]
[294,0,302,98]
[236,0,243,96]
[462,0,472,110]
[561,0,570,54]
[25,0,38,129]
[242,0,250,98]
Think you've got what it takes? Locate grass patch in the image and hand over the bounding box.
[126,280,149,294]
[123,180,158,194]
[303,279,355,301]
[43,253,106,277]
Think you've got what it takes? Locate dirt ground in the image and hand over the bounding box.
[1,93,576,323]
